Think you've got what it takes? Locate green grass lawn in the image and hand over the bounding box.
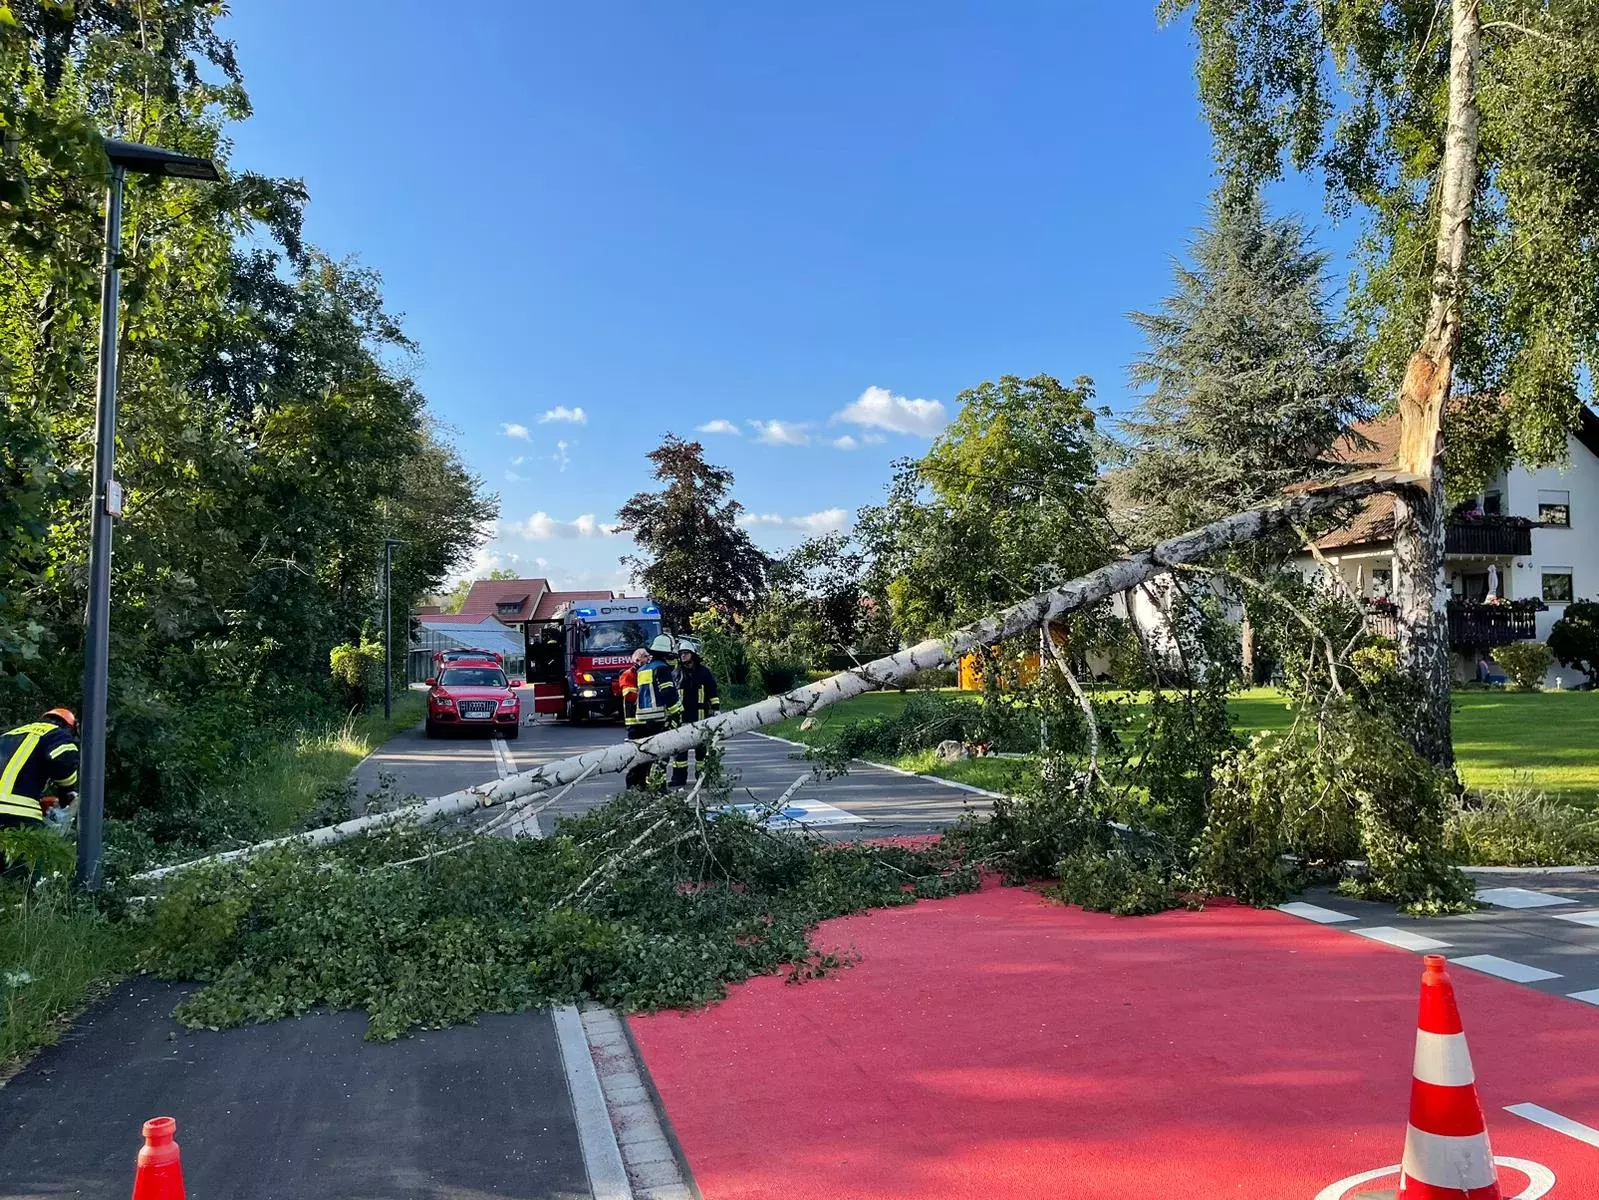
[769,687,1599,801]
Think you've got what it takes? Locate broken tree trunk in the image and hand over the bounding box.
[135,473,1421,884]
[1392,0,1482,768]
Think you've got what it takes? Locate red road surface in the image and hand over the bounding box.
[630,881,1599,1199]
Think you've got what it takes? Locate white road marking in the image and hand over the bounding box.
[1475,887,1577,909]
[1313,1157,1553,1200]
[552,1006,634,1200]
[1507,1102,1599,1150]
[1277,902,1358,924]
[717,796,866,828]
[1450,954,1561,983]
[1553,910,1599,928]
[1564,988,1599,1005]
[1352,926,1451,952]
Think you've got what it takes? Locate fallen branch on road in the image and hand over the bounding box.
[134,472,1419,885]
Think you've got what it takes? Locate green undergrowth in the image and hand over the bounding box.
[1447,783,1599,867]
[142,785,978,1040]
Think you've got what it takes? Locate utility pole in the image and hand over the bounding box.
[383,538,402,720]
[77,139,217,891]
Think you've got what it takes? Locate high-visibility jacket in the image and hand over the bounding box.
[679,662,720,723]
[620,666,640,727]
[634,657,682,724]
[0,721,80,824]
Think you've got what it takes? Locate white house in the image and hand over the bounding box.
[1296,409,1599,687]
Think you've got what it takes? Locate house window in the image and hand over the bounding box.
[1538,489,1571,527]
[1542,569,1574,603]
[496,601,522,616]
[1483,490,1503,516]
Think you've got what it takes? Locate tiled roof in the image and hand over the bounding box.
[460,578,551,622]
[1314,415,1402,550]
[531,590,616,621]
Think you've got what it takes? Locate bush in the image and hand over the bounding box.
[1447,785,1599,866]
[895,667,958,691]
[330,636,383,712]
[1547,599,1599,686]
[808,692,1033,772]
[1493,641,1554,691]
[753,656,808,696]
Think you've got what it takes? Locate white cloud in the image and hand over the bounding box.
[539,405,588,425]
[748,419,811,446]
[501,422,532,441]
[515,512,623,540]
[832,435,859,451]
[510,455,526,465]
[534,557,549,569]
[834,386,946,437]
[550,440,572,472]
[696,419,742,436]
[738,508,850,535]
[504,469,528,484]
[862,432,887,445]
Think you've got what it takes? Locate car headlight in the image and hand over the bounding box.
[499,697,518,709]
[581,688,598,698]
[435,696,456,708]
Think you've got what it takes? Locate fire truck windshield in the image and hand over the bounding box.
[579,619,661,655]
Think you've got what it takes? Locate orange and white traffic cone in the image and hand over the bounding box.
[1398,955,1502,1199]
[131,1117,186,1200]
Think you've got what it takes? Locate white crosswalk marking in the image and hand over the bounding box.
[1474,887,1576,909]
[1450,954,1561,983]
[1553,909,1599,927]
[1276,902,1358,924]
[1352,926,1451,952]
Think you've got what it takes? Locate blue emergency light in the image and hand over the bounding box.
[576,607,596,617]
[642,605,659,616]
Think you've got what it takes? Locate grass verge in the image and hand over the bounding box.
[770,687,1599,804]
[249,692,424,833]
[0,894,135,1079]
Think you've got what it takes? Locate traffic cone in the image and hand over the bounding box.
[131,1117,186,1200]
[1397,955,1502,1199]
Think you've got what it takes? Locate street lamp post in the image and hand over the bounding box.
[77,138,218,891]
[383,539,402,720]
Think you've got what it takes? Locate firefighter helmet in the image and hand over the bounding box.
[649,634,676,655]
[44,707,77,730]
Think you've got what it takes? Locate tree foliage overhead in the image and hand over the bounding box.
[615,435,769,629]
[1116,192,1369,539]
[1161,0,1599,491]
[859,374,1109,639]
[0,2,491,835]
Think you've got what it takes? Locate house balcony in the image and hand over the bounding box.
[1445,515,1533,558]
[1361,599,1543,649]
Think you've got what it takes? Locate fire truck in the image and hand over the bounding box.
[525,598,664,722]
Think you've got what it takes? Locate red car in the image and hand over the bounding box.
[425,662,522,739]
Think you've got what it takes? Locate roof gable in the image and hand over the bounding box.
[460,578,550,622]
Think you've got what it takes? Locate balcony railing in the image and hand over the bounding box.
[1361,600,1543,648]
[1445,517,1533,557]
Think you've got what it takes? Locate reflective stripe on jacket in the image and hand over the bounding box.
[1,721,80,823]
[679,663,720,723]
[634,659,682,723]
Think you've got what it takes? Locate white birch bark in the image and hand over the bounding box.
[136,473,1418,884]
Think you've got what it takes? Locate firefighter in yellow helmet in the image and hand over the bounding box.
[0,708,80,828]
[624,635,682,790]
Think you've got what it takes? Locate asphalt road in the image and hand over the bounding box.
[355,707,991,839]
[0,979,589,1200]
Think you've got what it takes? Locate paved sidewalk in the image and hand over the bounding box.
[0,979,590,1200]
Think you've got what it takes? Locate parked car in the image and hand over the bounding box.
[425,663,522,738]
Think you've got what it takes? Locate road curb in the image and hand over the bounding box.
[554,1005,633,1200]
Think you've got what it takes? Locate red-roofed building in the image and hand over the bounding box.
[457,578,619,637]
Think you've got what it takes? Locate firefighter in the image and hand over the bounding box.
[670,636,719,788]
[623,637,682,789]
[1,708,80,829]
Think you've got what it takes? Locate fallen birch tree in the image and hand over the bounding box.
[136,471,1420,884]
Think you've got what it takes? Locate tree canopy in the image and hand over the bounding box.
[1162,0,1599,490]
[859,374,1109,639]
[1117,192,1369,539]
[615,435,769,629]
[0,1,492,830]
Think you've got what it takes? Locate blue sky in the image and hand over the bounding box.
[221,1,1347,592]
